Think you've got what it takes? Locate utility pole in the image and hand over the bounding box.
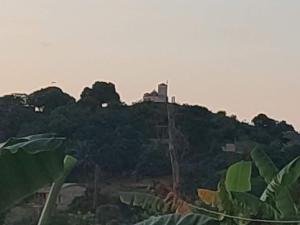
[167,102,180,194]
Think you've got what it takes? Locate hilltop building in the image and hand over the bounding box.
[143,83,168,103]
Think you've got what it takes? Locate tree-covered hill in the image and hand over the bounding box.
[1,81,300,194]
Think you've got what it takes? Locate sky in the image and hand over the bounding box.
[1,0,300,130]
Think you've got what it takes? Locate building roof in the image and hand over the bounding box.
[159,83,167,86]
[150,90,159,96]
[144,90,159,97]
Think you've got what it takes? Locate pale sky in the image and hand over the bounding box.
[1,0,300,130]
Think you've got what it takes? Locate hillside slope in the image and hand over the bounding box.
[0,82,300,194]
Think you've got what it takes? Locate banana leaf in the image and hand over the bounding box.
[217,180,280,224]
[260,157,300,218]
[231,192,280,220]
[250,147,278,183]
[0,134,65,213]
[225,161,252,192]
[251,148,298,218]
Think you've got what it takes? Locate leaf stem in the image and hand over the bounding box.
[37,155,77,225]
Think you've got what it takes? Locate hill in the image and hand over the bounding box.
[1,81,300,196]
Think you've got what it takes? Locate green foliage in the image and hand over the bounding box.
[259,157,300,218]
[0,95,35,141]
[0,95,26,106]
[225,150,300,222]
[261,156,300,202]
[0,82,297,185]
[28,87,75,113]
[1,81,300,217]
[120,147,300,225]
[215,181,273,225]
[135,145,171,177]
[231,192,280,221]
[198,150,300,225]
[250,147,278,184]
[252,114,276,129]
[250,148,297,218]
[225,161,252,193]
[219,149,300,222]
[80,81,121,108]
[0,134,65,213]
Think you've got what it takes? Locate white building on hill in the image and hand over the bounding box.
[143,83,168,103]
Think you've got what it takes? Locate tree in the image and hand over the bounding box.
[0,94,28,107]
[252,113,276,129]
[28,87,75,113]
[80,82,121,108]
[276,120,294,133]
[0,94,35,141]
[252,114,296,145]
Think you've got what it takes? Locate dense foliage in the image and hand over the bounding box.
[1,81,299,194]
[121,149,300,225]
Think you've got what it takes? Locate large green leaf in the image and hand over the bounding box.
[250,148,278,184]
[273,188,298,219]
[120,192,174,215]
[231,192,280,220]
[251,148,297,218]
[0,134,65,154]
[0,134,65,213]
[135,213,214,225]
[216,183,280,225]
[216,181,279,225]
[260,157,300,218]
[225,161,252,192]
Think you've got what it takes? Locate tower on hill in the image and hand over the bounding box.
[143,83,168,103]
